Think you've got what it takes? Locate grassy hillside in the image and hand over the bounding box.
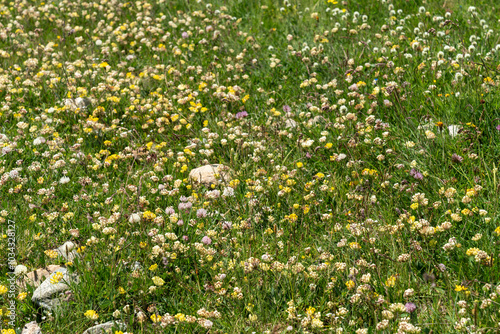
[1,0,500,332]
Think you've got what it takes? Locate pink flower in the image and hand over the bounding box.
[201,236,212,245]
[197,209,207,218]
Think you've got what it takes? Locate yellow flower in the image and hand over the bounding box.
[118,287,126,294]
[306,306,316,317]
[151,314,162,323]
[84,310,99,320]
[385,275,397,287]
[345,280,355,290]
[1,329,16,334]
[143,211,156,221]
[50,272,64,284]
[17,292,28,300]
[466,248,479,256]
[0,285,8,295]
[149,264,158,271]
[44,249,58,259]
[455,285,468,292]
[174,313,186,322]
[296,162,303,168]
[152,276,165,286]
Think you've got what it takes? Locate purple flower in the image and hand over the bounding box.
[438,263,446,272]
[165,206,176,215]
[197,208,207,218]
[181,31,189,39]
[235,111,248,119]
[306,152,312,158]
[451,153,463,163]
[201,236,212,245]
[405,302,417,313]
[177,219,184,226]
[409,168,423,180]
[182,235,189,241]
[222,221,232,230]
[283,105,291,112]
[496,124,500,131]
[180,196,188,202]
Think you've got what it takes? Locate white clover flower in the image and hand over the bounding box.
[59,176,70,184]
[129,213,141,224]
[14,265,28,276]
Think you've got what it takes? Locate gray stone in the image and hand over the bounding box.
[21,321,42,334]
[56,241,79,262]
[82,321,127,334]
[32,268,79,310]
[189,164,232,185]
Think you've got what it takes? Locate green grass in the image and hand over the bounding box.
[1,0,500,333]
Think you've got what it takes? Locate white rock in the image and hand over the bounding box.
[56,241,78,262]
[32,267,79,310]
[189,164,232,185]
[82,321,127,334]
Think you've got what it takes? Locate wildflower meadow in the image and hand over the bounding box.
[1,0,500,333]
